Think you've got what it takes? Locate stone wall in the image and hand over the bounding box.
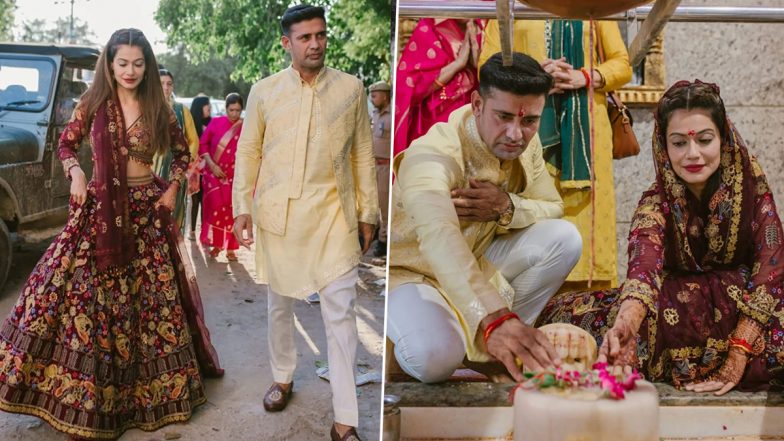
[614,0,784,280]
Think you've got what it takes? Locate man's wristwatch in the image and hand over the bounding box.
[497,194,514,227]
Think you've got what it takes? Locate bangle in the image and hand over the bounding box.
[483,312,520,345]
[435,79,448,100]
[579,68,591,88]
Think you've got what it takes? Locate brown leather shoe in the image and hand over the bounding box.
[330,424,361,441]
[263,382,292,412]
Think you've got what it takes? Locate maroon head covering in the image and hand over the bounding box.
[652,80,757,271]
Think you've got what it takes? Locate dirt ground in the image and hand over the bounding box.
[0,230,386,441]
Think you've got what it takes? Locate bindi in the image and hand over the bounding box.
[518,106,526,117]
[687,129,696,138]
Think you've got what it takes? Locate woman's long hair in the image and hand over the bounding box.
[190,96,211,138]
[80,28,171,154]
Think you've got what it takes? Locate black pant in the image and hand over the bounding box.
[190,178,202,233]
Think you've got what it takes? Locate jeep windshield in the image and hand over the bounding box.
[0,56,55,112]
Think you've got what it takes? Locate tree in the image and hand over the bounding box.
[155,0,391,85]
[0,0,15,40]
[157,48,253,100]
[19,17,96,45]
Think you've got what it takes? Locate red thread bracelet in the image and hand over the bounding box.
[483,312,520,344]
[729,337,754,354]
[579,68,591,88]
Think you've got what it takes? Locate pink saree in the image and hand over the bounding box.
[394,18,482,157]
[199,116,242,251]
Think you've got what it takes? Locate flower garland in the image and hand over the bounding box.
[510,362,641,401]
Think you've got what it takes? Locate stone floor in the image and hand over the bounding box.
[385,381,784,441]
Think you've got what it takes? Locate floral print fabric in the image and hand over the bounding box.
[0,182,206,439]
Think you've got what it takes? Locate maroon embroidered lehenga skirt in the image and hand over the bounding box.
[0,181,220,439]
[537,269,784,391]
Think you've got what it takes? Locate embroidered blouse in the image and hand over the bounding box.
[58,105,190,188]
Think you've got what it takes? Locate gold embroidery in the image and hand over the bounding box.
[619,279,657,313]
[663,308,679,326]
[765,224,781,248]
[676,290,691,303]
[747,285,776,320]
[714,308,722,322]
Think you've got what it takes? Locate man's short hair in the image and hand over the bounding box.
[280,4,326,35]
[479,52,553,98]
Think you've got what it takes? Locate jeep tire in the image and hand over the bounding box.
[0,219,10,290]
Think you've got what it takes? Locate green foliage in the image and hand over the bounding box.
[0,0,15,40]
[157,48,252,100]
[18,17,96,45]
[155,0,391,85]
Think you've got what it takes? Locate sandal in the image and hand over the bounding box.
[226,251,238,261]
[209,247,221,258]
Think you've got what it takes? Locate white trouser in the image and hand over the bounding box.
[267,267,360,426]
[387,219,582,383]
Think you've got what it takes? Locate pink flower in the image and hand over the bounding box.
[611,383,626,399]
[621,372,641,390]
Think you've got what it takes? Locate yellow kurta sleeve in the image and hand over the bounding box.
[397,125,509,347]
[181,108,200,160]
[506,135,563,229]
[352,81,379,225]
[233,83,265,218]
[594,21,633,93]
[478,20,543,69]
[478,20,501,69]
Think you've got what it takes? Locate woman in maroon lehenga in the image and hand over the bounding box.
[538,80,784,394]
[0,29,222,440]
[199,93,243,261]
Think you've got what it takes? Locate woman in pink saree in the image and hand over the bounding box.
[199,93,243,261]
[394,18,483,156]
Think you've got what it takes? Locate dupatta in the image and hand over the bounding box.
[652,80,757,271]
[394,18,482,156]
[539,20,593,188]
[91,98,135,271]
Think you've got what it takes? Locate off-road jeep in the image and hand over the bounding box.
[0,43,98,289]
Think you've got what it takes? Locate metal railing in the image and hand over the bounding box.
[398,2,784,23]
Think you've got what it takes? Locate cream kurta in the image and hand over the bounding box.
[389,105,563,360]
[480,20,632,287]
[233,66,378,298]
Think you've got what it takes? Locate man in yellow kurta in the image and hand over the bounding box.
[387,52,582,383]
[232,5,377,440]
[480,20,632,289]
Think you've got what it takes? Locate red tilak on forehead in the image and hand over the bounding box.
[687,129,696,137]
[518,106,526,117]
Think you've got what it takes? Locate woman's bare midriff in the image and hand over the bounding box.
[127,160,152,181]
